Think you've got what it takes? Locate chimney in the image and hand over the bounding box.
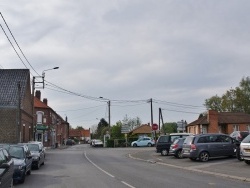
[43,98,48,105]
[35,90,41,100]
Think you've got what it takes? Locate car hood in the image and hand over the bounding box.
[13,158,25,165]
[30,151,40,157]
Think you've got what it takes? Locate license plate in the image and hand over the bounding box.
[244,149,250,152]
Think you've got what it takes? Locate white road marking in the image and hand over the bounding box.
[84,151,137,188]
[84,151,114,178]
[121,181,136,188]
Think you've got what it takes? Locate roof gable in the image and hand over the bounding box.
[0,69,30,107]
[130,124,152,134]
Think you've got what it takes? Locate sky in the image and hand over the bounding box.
[1,0,250,129]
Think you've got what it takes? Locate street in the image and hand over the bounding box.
[15,144,250,188]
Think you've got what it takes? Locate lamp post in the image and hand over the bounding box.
[99,97,111,129]
[32,67,59,141]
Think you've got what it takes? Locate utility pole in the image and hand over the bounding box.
[108,100,111,130]
[150,98,153,126]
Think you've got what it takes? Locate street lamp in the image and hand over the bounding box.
[32,66,59,141]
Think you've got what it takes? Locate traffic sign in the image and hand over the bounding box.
[152,123,158,130]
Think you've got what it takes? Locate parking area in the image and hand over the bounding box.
[129,148,250,182]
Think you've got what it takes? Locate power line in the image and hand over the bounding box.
[0,12,39,76]
[0,23,29,70]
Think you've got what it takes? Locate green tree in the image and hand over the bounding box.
[161,122,177,134]
[110,121,123,138]
[204,76,250,114]
[94,118,109,139]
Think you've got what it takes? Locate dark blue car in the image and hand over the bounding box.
[8,145,32,183]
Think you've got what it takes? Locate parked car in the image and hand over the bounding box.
[230,131,250,161]
[28,141,46,159]
[131,137,155,147]
[156,133,193,156]
[66,139,75,146]
[8,145,32,183]
[19,143,45,169]
[0,147,14,187]
[92,139,104,147]
[182,133,237,162]
[240,134,250,165]
[169,138,186,158]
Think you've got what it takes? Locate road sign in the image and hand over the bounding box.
[152,123,158,130]
[121,125,130,133]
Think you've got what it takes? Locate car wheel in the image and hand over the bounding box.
[133,143,137,147]
[199,151,209,162]
[189,157,197,161]
[245,160,250,165]
[161,149,169,156]
[147,143,152,147]
[175,150,183,159]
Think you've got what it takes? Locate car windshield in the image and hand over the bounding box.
[242,135,250,143]
[27,144,39,151]
[8,146,24,159]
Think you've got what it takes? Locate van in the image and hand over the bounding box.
[182,133,237,162]
[155,133,193,156]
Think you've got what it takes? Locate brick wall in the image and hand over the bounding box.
[207,110,219,133]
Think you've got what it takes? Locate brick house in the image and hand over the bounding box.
[69,128,91,143]
[0,69,33,143]
[187,110,250,134]
[34,90,69,147]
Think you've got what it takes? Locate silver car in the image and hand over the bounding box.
[240,134,250,165]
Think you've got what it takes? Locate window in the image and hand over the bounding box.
[247,125,250,132]
[36,111,44,124]
[234,125,239,131]
[0,150,6,164]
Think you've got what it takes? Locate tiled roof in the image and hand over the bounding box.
[188,112,250,126]
[130,124,152,134]
[34,97,50,109]
[0,69,30,106]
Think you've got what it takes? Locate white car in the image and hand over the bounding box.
[240,134,250,165]
[131,137,155,147]
[92,139,103,147]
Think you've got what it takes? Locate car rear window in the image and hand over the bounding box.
[158,136,169,142]
[183,136,194,144]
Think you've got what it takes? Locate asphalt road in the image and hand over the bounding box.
[15,144,250,188]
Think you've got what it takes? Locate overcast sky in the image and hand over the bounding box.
[1,0,250,129]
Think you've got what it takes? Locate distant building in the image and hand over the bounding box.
[187,110,250,134]
[34,90,69,147]
[69,128,91,143]
[0,69,33,143]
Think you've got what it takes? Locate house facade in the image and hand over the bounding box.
[0,69,33,143]
[187,110,250,134]
[69,128,91,143]
[129,124,153,138]
[34,90,69,147]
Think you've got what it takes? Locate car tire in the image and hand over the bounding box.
[161,149,169,156]
[175,150,183,159]
[199,151,209,162]
[133,143,137,147]
[244,160,250,165]
[147,143,152,147]
[37,162,40,169]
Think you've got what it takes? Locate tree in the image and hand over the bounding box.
[122,115,141,131]
[204,76,250,114]
[161,122,177,134]
[94,118,109,139]
[110,121,123,138]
